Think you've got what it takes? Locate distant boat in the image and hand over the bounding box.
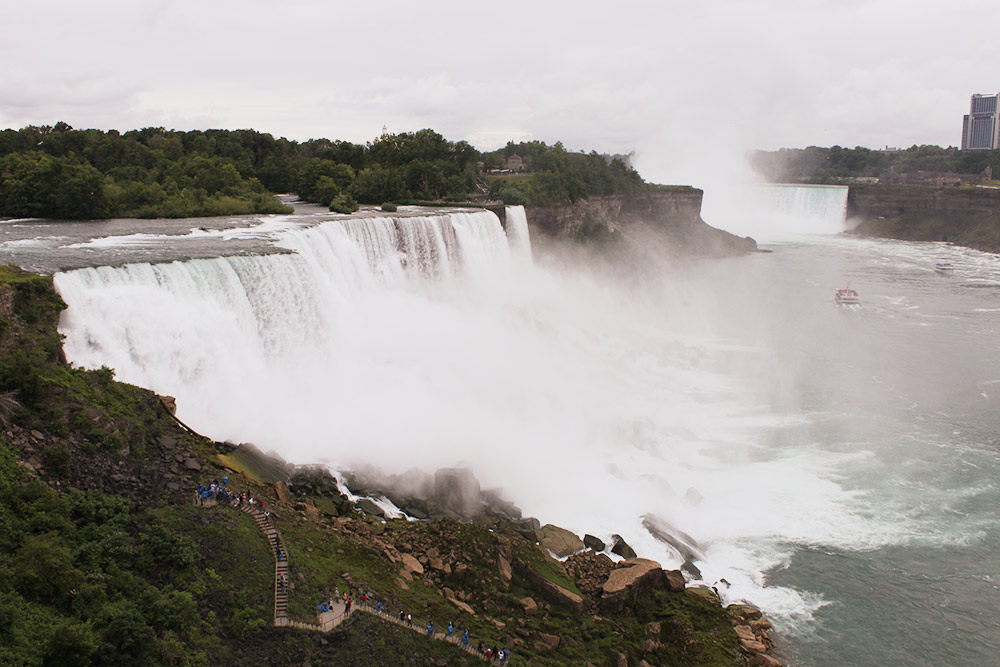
[935,262,955,273]
[835,288,861,306]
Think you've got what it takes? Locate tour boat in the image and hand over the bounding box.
[835,288,861,306]
[935,262,955,273]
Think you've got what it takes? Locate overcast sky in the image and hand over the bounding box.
[3,0,999,185]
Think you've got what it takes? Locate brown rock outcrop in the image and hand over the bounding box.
[664,569,685,592]
[400,553,424,575]
[537,524,585,557]
[498,555,512,582]
[600,558,667,613]
[447,597,475,615]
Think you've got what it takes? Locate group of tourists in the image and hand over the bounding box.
[475,641,510,664]
[193,477,266,513]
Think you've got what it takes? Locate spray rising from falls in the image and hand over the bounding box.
[53,204,892,629]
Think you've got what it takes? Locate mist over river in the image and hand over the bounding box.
[3,196,998,666]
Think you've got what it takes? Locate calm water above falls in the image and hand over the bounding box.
[4,202,998,666]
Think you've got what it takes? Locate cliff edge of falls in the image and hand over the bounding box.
[524,188,758,258]
[847,184,1000,253]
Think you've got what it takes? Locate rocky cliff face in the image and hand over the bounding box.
[848,184,1000,252]
[524,189,757,258]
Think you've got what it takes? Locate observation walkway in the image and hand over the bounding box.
[196,496,505,662]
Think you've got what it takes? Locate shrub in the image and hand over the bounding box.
[329,193,359,214]
[380,202,397,212]
[40,443,71,477]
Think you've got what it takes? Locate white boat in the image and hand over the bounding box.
[935,262,955,273]
[835,288,861,306]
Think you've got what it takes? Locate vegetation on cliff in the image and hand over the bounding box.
[750,144,1000,183]
[0,124,650,220]
[481,141,645,205]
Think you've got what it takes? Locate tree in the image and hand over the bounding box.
[350,165,407,204]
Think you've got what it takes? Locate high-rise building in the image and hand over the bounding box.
[961,94,1000,150]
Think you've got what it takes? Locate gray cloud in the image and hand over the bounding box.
[3,0,999,184]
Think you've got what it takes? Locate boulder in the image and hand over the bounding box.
[583,534,606,552]
[665,569,686,592]
[498,556,512,582]
[603,559,664,595]
[482,488,522,519]
[447,597,475,615]
[645,621,661,635]
[183,458,202,471]
[727,603,764,622]
[641,514,703,564]
[525,574,583,614]
[754,654,784,667]
[538,633,560,650]
[538,524,585,557]
[157,434,177,449]
[160,395,177,414]
[356,498,384,518]
[520,597,538,615]
[516,517,541,531]
[610,535,637,560]
[741,638,768,653]
[403,506,428,520]
[688,587,720,604]
[734,625,756,642]
[600,558,667,613]
[400,553,424,575]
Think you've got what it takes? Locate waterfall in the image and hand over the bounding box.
[765,184,849,232]
[54,208,528,441]
[503,205,532,265]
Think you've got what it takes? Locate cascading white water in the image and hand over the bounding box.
[764,184,848,234]
[768,184,847,221]
[703,183,849,240]
[504,205,533,266]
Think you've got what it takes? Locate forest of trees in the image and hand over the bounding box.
[0,123,647,220]
[750,144,1000,184]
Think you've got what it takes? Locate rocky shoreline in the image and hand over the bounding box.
[847,184,1000,254]
[218,441,787,666]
